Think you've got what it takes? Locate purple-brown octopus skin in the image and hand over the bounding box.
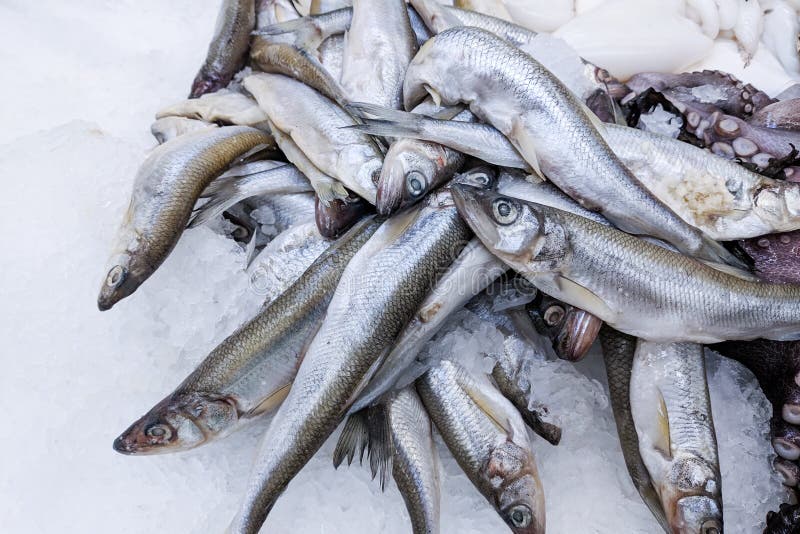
[752,99,800,132]
[764,503,800,534]
[713,230,800,491]
[626,70,774,118]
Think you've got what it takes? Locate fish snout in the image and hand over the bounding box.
[555,309,603,362]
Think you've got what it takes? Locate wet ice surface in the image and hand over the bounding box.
[0,1,789,533]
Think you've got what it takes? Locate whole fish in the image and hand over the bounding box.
[190,0,255,98]
[335,387,441,534]
[150,116,217,144]
[452,185,800,342]
[417,358,546,534]
[112,218,377,454]
[355,109,800,240]
[227,189,470,533]
[189,162,314,228]
[599,327,669,532]
[244,73,381,203]
[402,27,740,266]
[340,0,418,109]
[630,341,723,534]
[350,237,507,412]
[97,126,273,311]
[157,89,269,126]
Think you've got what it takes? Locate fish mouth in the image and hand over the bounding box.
[554,309,603,362]
[451,185,501,246]
[375,172,405,216]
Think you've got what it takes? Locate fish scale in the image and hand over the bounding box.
[403,27,741,267]
[228,191,470,534]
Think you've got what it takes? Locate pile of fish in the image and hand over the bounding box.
[100,1,800,533]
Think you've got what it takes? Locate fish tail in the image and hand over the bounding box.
[333,405,393,491]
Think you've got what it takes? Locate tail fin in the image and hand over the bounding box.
[333,405,393,491]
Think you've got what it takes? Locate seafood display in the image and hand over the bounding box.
[83,0,800,533]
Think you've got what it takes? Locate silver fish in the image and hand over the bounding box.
[452,185,800,342]
[227,190,470,533]
[244,72,381,203]
[402,27,740,266]
[190,0,255,98]
[150,116,217,144]
[599,327,669,532]
[98,126,273,310]
[417,358,546,534]
[355,107,800,241]
[189,162,314,228]
[256,0,299,28]
[157,89,268,126]
[112,218,378,454]
[350,237,507,412]
[340,0,418,109]
[630,341,723,534]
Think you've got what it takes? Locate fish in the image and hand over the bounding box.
[375,105,470,215]
[189,161,314,228]
[334,387,441,534]
[350,237,507,413]
[255,6,352,52]
[353,107,800,240]
[417,358,546,534]
[190,0,256,98]
[314,189,371,238]
[524,291,601,363]
[249,36,351,110]
[402,27,741,266]
[157,89,269,126]
[310,0,352,15]
[599,326,669,532]
[112,217,378,454]
[451,185,800,342]
[340,0,418,109]
[630,340,723,534]
[256,0,299,28]
[244,73,381,203]
[464,281,563,446]
[150,116,218,144]
[227,189,470,533]
[97,126,274,311]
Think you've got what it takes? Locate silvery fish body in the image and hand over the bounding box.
[227,190,470,533]
[417,358,546,534]
[190,0,255,97]
[112,219,376,455]
[98,126,273,310]
[403,27,738,266]
[630,341,723,534]
[452,186,800,342]
[599,327,669,532]
[340,0,417,109]
[244,73,381,203]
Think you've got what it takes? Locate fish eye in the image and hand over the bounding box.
[406,171,427,196]
[106,265,126,288]
[544,305,565,326]
[508,505,532,528]
[701,521,721,534]
[471,172,490,186]
[492,198,519,225]
[145,424,172,441]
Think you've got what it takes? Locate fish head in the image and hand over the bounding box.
[674,496,723,534]
[453,166,498,190]
[488,441,546,534]
[451,185,567,273]
[377,140,441,215]
[112,393,238,455]
[526,294,602,362]
[97,248,150,311]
